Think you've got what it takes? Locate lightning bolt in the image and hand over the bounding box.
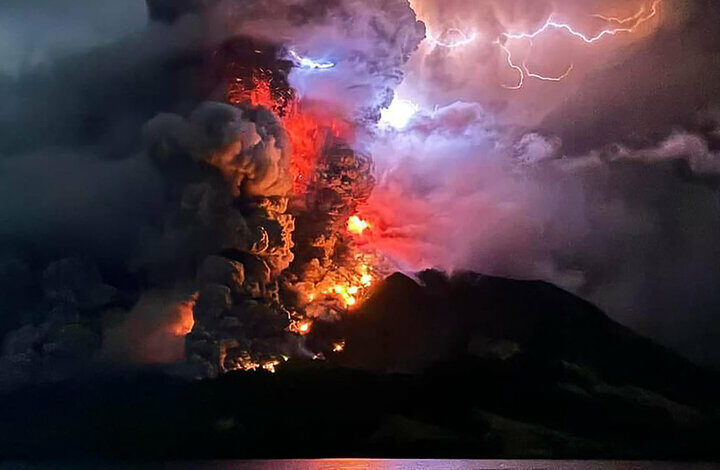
[497,0,661,88]
[287,50,335,70]
[424,1,661,89]
[426,28,478,49]
[593,5,650,25]
[495,39,574,90]
[502,0,661,44]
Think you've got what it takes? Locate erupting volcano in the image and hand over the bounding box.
[46,0,674,378]
[135,0,427,377]
[5,0,720,461]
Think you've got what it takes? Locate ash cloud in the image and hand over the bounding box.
[364,102,720,366]
[1,0,720,389]
[213,0,426,121]
[359,0,720,367]
[0,0,261,386]
[0,0,423,387]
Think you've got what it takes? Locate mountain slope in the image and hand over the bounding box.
[0,270,718,459]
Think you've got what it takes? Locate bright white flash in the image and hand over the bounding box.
[287,50,335,70]
[380,98,419,130]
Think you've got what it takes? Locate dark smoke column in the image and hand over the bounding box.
[141,0,425,375]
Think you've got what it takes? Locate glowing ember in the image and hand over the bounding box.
[261,360,281,373]
[317,262,375,309]
[290,319,313,335]
[222,56,382,374]
[282,108,352,193]
[223,352,289,373]
[325,284,358,307]
[170,293,198,336]
[347,215,370,235]
[380,97,419,130]
[234,353,261,372]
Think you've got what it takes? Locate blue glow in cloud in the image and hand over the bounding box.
[287,50,335,70]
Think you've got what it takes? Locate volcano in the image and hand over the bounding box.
[1,271,717,460]
[4,0,720,463]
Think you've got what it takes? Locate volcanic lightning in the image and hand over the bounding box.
[380,97,419,130]
[502,0,661,44]
[426,28,478,48]
[287,50,335,70]
[424,1,661,89]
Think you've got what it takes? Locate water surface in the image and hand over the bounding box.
[5,460,718,470]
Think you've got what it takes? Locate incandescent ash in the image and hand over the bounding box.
[0,0,424,387]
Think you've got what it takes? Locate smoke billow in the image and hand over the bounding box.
[356,0,720,366]
[0,0,424,388]
[1,0,720,390]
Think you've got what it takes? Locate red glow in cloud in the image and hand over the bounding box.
[354,188,445,270]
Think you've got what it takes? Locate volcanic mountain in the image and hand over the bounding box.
[0,270,718,460]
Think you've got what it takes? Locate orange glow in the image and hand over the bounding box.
[228,73,379,322]
[318,262,375,309]
[326,283,358,307]
[225,352,289,374]
[261,360,281,373]
[170,293,198,336]
[290,319,313,335]
[347,215,370,235]
[332,341,346,353]
[230,76,352,193]
[244,76,275,109]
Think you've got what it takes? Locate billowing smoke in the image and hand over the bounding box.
[354,0,720,366]
[1,0,720,391]
[0,0,423,388]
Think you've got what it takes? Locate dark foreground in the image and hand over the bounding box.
[1,460,719,470]
[1,272,719,460]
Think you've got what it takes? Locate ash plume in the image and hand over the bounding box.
[357,0,720,367]
[0,0,423,387]
[1,0,720,393]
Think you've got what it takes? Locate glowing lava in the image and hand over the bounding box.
[261,359,281,373]
[347,215,370,235]
[170,293,198,336]
[323,262,375,308]
[224,55,383,376]
[290,319,313,335]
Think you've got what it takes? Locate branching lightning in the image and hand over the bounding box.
[494,40,574,90]
[425,1,661,89]
[593,5,649,25]
[502,0,661,44]
[426,28,478,49]
[287,50,335,70]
